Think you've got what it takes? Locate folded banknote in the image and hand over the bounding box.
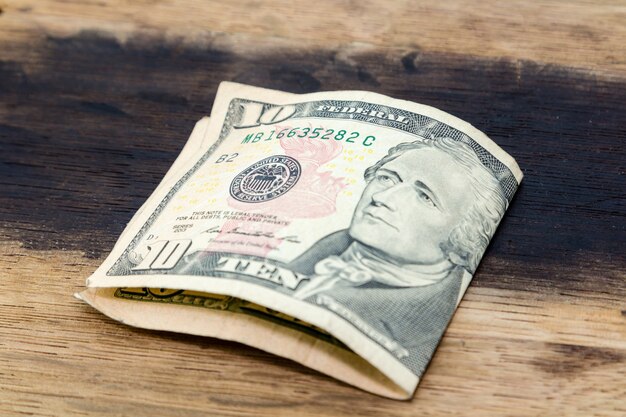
[77,82,523,399]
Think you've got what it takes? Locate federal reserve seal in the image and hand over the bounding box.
[230,155,301,203]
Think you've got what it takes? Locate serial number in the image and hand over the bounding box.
[241,127,376,147]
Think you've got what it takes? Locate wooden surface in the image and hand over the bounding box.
[1,1,625,416]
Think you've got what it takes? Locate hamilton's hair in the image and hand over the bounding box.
[364,137,508,273]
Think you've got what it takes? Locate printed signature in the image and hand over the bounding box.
[202,226,301,244]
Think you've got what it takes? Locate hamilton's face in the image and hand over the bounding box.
[349,147,474,265]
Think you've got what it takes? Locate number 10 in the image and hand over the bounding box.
[131,239,192,271]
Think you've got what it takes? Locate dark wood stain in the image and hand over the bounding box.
[0,30,624,294]
[532,343,624,376]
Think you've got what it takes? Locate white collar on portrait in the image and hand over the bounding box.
[293,242,455,300]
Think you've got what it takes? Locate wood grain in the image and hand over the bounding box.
[2,243,624,417]
[2,1,626,75]
[0,1,625,416]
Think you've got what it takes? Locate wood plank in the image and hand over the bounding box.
[1,1,626,75]
[0,1,624,415]
[1,243,624,417]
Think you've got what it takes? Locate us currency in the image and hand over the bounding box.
[77,82,523,399]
